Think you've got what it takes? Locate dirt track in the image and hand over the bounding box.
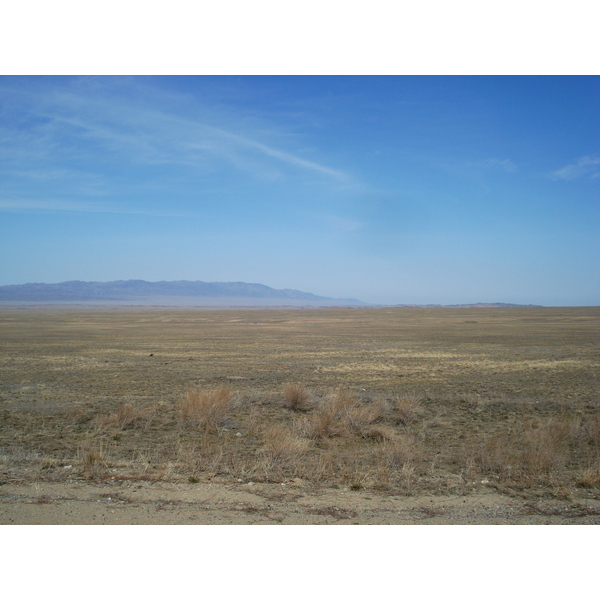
[3,479,600,524]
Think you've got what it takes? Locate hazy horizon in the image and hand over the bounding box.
[1,76,598,306]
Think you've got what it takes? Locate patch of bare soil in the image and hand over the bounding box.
[3,479,600,524]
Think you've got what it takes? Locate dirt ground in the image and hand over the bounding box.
[1,305,599,525]
[3,479,600,524]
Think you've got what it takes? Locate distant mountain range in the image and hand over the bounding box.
[395,302,543,308]
[0,280,366,307]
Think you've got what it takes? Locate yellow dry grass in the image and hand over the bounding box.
[1,305,599,497]
[180,386,233,432]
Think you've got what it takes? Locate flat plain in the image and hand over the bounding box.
[1,305,599,524]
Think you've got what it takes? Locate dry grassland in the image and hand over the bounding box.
[1,306,599,523]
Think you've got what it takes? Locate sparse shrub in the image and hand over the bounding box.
[77,441,108,479]
[114,402,156,430]
[399,462,416,486]
[582,414,600,448]
[65,407,93,426]
[384,435,420,468]
[347,398,386,435]
[479,417,575,484]
[180,386,233,432]
[394,393,421,425]
[282,383,311,411]
[260,425,308,475]
[302,388,353,439]
[302,388,384,439]
[81,448,104,468]
[91,401,158,432]
[577,459,600,488]
[363,424,396,442]
[479,434,517,479]
[521,418,570,478]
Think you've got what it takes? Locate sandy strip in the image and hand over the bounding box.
[2,480,600,525]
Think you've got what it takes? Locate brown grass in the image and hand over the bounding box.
[260,425,309,479]
[282,383,311,411]
[4,382,598,495]
[2,306,599,499]
[90,401,159,432]
[394,393,421,425]
[77,440,109,479]
[301,388,385,439]
[180,386,233,432]
[577,460,600,488]
[477,414,600,487]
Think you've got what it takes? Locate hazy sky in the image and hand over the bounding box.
[0,75,598,305]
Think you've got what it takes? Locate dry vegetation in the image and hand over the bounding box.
[0,306,599,502]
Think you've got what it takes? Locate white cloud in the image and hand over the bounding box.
[3,81,352,187]
[0,198,186,217]
[552,155,600,180]
[184,123,350,183]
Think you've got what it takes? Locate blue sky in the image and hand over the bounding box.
[0,75,598,305]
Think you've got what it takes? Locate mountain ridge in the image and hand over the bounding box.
[0,279,365,306]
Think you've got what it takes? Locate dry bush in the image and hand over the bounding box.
[479,434,518,479]
[114,402,157,430]
[301,388,352,439]
[302,388,384,439]
[65,406,94,426]
[177,440,215,477]
[77,441,109,479]
[315,441,417,491]
[394,393,421,425]
[384,435,421,468]
[521,418,571,477]
[260,425,309,477]
[91,401,158,432]
[245,403,267,438]
[312,448,366,486]
[479,417,575,484]
[180,386,233,432]
[362,424,396,442]
[347,397,386,436]
[282,383,311,411]
[130,447,169,479]
[582,414,600,448]
[577,458,600,488]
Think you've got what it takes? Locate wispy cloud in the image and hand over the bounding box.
[552,155,600,180]
[193,124,349,182]
[0,198,187,217]
[1,80,352,188]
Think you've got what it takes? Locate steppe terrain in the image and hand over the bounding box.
[1,306,599,524]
